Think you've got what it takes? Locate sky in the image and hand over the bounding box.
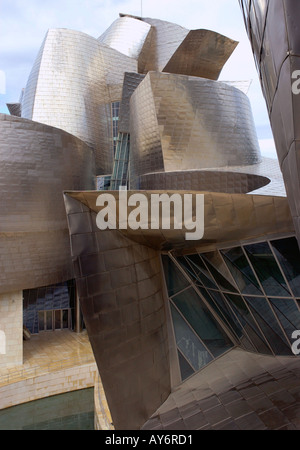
[0,0,277,158]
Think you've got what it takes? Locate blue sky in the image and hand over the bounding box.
[0,0,277,158]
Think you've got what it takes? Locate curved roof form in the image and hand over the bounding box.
[162,29,238,80]
[128,72,261,187]
[0,114,95,294]
[21,28,137,174]
[64,190,293,252]
[100,15,238,79]
[98,15,152,60]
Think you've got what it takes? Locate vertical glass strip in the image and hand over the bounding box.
[244,296,292,355]
[244,242,291,297]
[221,247,262,295]
[172,287,233,358]
[170,303,213,371]
[224,293,272,355]
[161,255,189,297]
[270,237,300,297]
[177,350,195,381]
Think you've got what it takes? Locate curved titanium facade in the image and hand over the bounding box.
[21,28,137,174]
[98,16,152,61]
[138,170,270,193]
[64,193,170,430]
[129,72,261,188]
[239,0,300,243]
[5,11,300,431]
[163,29,238,79]
[64,188,295,429]
[0,114,95,294]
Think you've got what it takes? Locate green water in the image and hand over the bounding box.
[0,388,94,430]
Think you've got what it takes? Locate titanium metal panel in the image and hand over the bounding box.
[163,29,238,80]
[239,0,300,243]
[98,16,152,61]
[140,17,189,73]
[64,193,171,430]
[139,170,270,194]
[129,72,261,188]
[6,103,21,117]
[21,28,137,174]
[118,72,146,134]
[65,190,293,254]
[0,114,95,294]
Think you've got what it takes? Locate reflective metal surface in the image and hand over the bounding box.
[239,0,300,244]
[163,29,238,79]
[5,10,299,431]
[6,103,21,117]
[64,193,170,430]
[128,72,261,188]
[98,16,152,61]
[0,114,95,294]
[64,188,294,429]
[21,28,137,174]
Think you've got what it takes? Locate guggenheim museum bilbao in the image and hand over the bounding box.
[2,4,300,430]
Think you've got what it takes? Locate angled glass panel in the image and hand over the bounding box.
[244,297,292,356]
[172,287,233,358]
[170,303,213,371]
[177,350,195,381]
[201,288,244,340]
[269,298,300,344]
[162,255,189,297]
[201,254,238,293]
[221,247,262,295]
[185,254,217,289]
[271,237,300,297]
[224,293,272,355]
[177,256,203,285]
[244,242,291,297]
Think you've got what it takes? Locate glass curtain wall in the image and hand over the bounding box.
[162,236,300,381]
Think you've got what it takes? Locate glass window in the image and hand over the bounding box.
[177,350,195,381]
[271,237,300,297]
[62,310,70,329]
[202,288,244,341]
[221,247,262,295]
[46,311,53,331]
[162,255,189,297]
[170,304,213,371]
[224,293,272,355]
[55,310,61,330]
[244,242,291,297]
[185,254,217,289]
[270,298,300,344]
[201,254,238,293]
[38,311,45,332]
[172,287,233,358]
[244,297,292,356]
[177,256,201,285]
